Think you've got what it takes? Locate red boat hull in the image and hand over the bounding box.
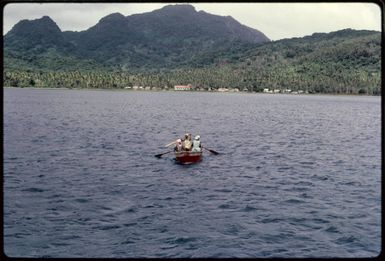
[175,151,202,164]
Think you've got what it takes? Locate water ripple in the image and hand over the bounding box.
[4,89,381,258]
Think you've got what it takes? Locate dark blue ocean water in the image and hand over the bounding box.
[4,88,381,258]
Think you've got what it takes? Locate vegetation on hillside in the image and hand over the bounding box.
[4,5,269,70]
[4,29,380,95]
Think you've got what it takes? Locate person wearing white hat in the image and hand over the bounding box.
[191,135,201,152]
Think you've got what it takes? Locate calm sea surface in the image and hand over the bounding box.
[4,88,381,258]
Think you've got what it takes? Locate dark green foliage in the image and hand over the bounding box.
[4,5,269,71]
[220,30,381,94]
[4,16,76,56]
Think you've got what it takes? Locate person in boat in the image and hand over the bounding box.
[182,133,192,151]
[191,135,202,152]
[174,139,183,152]
[180,137,185,150]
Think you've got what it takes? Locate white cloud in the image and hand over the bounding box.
[192,3,381,40]
[3,2,381,40]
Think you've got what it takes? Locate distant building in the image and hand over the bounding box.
[174,84,192,91]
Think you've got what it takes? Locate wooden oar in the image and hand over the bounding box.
[203,147,220,155]
[165,140,177,147]
[155,151,173,158]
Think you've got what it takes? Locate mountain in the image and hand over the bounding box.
[4,16,74,53]
[4,4,270,70]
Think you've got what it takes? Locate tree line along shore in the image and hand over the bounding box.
[3,66,380,95]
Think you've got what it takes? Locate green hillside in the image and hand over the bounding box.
[4,5,269,71]
[208,29,381,94]
[4,29,380,94]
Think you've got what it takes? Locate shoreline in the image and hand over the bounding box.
[3,86,380,97]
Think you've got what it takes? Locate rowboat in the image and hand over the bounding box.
[174,151,202,164]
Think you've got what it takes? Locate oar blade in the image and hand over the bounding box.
[207,149,219,155]
[155,150,173,158]
[209,149,219,155]
[203,147,220,155]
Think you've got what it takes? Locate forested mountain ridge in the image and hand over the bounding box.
[5,16,71,51]
[4,4,269,70]
[3,5,381,94]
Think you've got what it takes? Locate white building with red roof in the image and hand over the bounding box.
[174,84,192,91]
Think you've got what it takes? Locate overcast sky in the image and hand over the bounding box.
[3,2,382,40]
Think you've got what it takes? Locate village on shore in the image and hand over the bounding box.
[123,84,310,94]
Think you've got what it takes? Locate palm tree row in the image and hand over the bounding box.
[4,63,380,95]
